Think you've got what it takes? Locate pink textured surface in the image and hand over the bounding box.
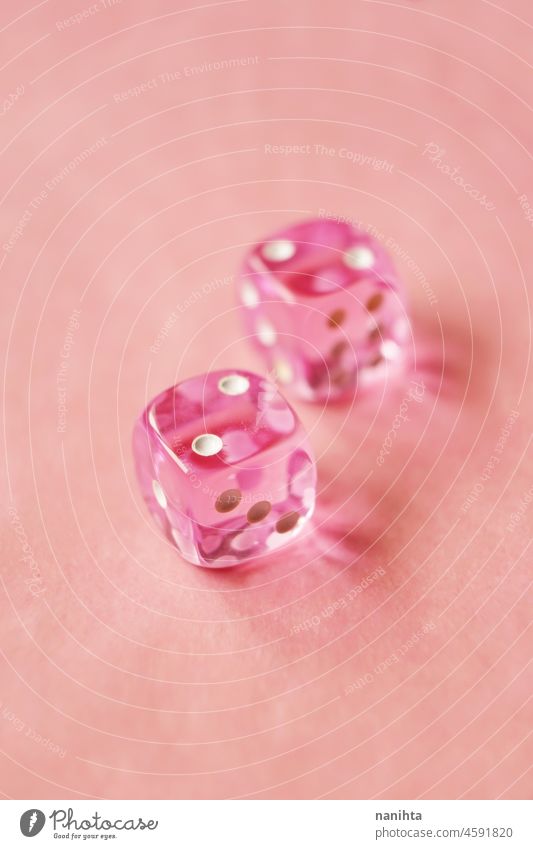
[1,0,531,799]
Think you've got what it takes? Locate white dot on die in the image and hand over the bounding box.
[152,479,167,509]
[218,374,250,396]
[274,358,294,384]
[381,339,401,360]
[261,239,296,262]
[241,281,259,307]
[343,245,375,270]
[256,318,277,346]
[191,433,224,456]
[232,531,257,553]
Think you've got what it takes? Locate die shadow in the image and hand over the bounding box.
[201,310,491,589]
[304,309,493,574]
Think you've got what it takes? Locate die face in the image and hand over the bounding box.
[132,370,316,567]
[240,218,409,402]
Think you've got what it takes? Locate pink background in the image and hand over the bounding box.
[1,0,531,799]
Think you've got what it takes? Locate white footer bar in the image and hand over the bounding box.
[1,799,531,848]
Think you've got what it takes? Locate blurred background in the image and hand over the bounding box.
[0,0,531,799]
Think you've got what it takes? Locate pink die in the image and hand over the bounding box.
[132,370,316,567]
[239,218,410,402]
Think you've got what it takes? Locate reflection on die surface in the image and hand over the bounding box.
[132,370,316,567]
[239,217,410,403]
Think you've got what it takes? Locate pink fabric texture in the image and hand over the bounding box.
[1,0,531,799]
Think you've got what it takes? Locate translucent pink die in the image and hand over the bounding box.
[132,370,316,567]
[239,218,410,402]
